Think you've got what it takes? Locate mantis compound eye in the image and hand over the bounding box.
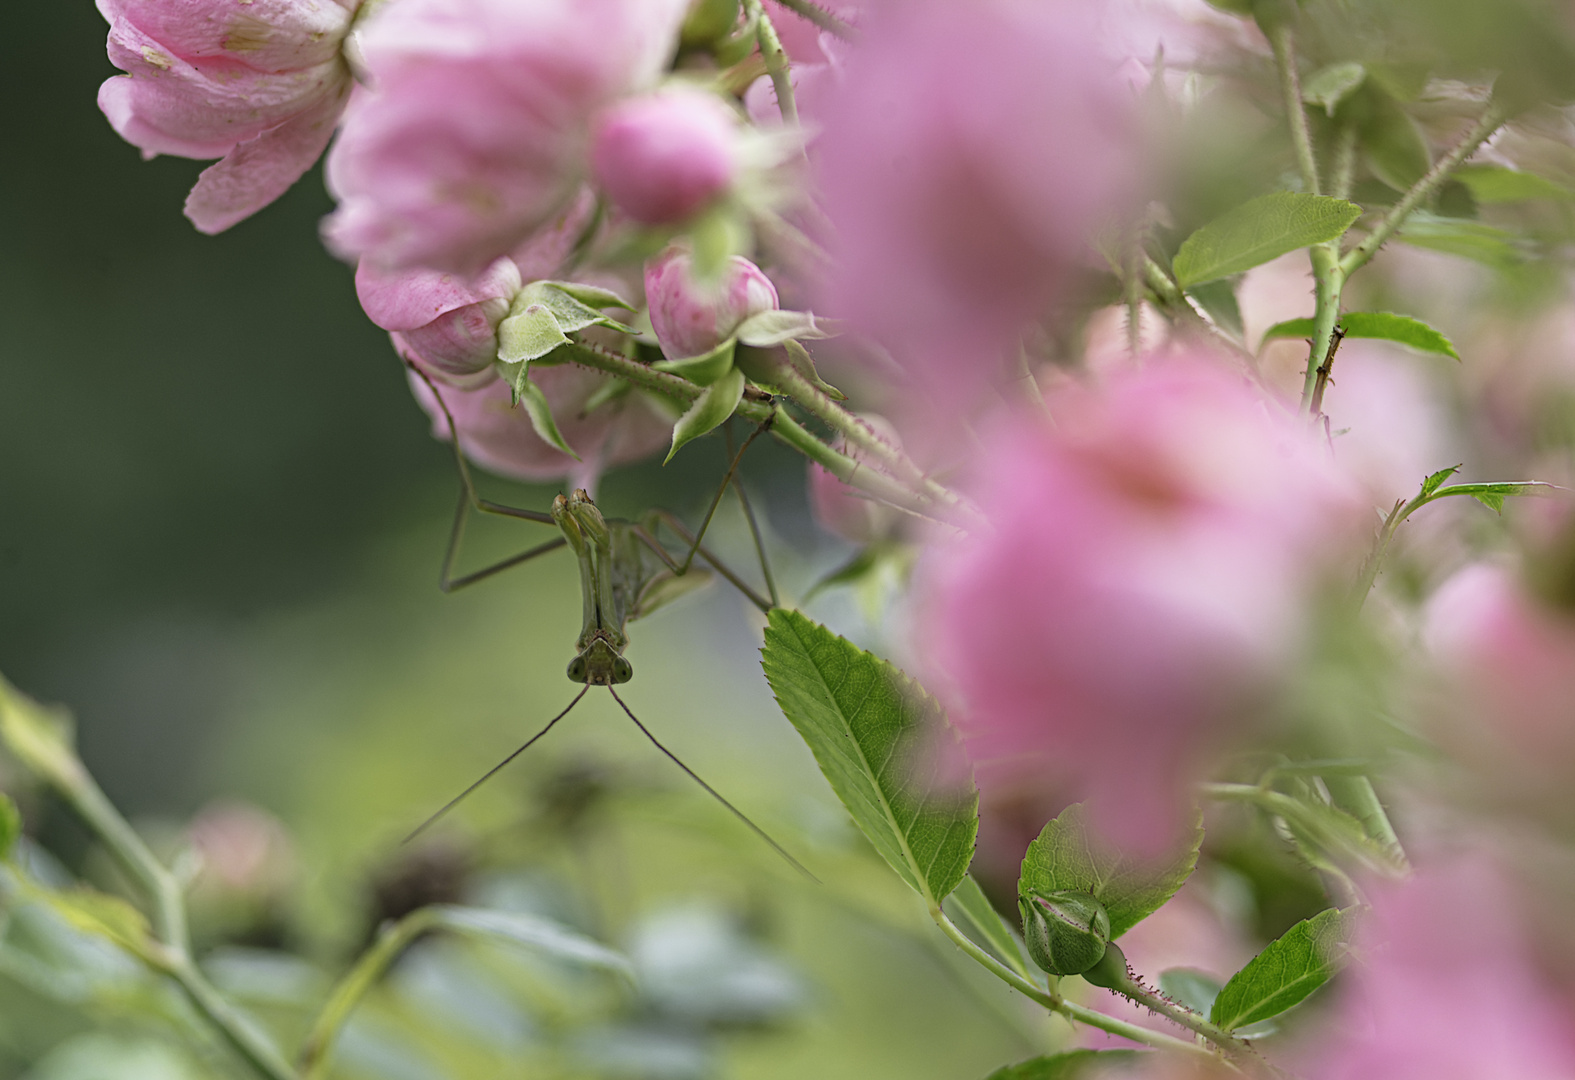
[612,656,634,684]
[566,656,588,683]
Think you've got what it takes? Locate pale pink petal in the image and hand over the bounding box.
[98,0,353,73]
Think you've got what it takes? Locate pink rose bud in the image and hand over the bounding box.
[592,88,740,225]
[96,0,357,234]
[324,0,691,274]
[356,257,522,383]
[644,247,779,360]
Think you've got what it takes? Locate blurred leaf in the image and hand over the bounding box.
[781,339,846,400]
[665,367,746,463]
[1186,278,1244,338]
[27,1032,205,1080]
[1419,465,1461,498]
[760,610,978,906]
[984,1050,1142,1079]
[1173,193,1362,287]
[1259,311,1459,360]
[1454,165,1575,204]
[735,309,832,348]
[1211,908,1347,1031]
[0,793,19,862]
[513,373,579,459]
[653,338,737,386]
[1017,803,1202,939]
[945,875,1034,980]
[1158,968,1221,1015]
[1356,88,1429,192]
[39,889,152,958]
[429,905,633,978]
[0,675,82,790]
[1274,790,1408,877]
[1399,213,1527,270]
[1302,62,1367,115]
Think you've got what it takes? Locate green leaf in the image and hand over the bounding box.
[760,610,978,905]
[1399,213,1527,270]
[513,372,579,459]
[541,280,636,311]
[945,874,1034,980]
[1454,165,1575,205]
[1419,465,1461,498]
[665,366,746,463]
[984,1050,1142,1080]
[1259,311,1459,360]
[1432,481,1562,514]
[735,309,832,348]
[652,337,737,386]
[1211,908,1347,1031]
[1357,89,1429,192]
[1173,193,1362,287]
[497,304,571,364]
[1017,803,1202,939]
[428,905,633,977]
[1158,968,1222,1015]
[42,889,153,957]
[1185,279,1244,338]
[0,675,80,791]
[0,794,19,862]
[1302,62,1367,115]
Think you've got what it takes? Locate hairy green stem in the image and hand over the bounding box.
[745,0,798,125]
[1301,244,1345,414]
[1110,976,1260,1061]
[768,0,854,38]
[1269,25,1320,196]
[1340,103,1507,277]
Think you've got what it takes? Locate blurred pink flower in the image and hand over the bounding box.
[409,365,669,488]
[324,0,690,274]
[1317,854,1575,1080]
[591,87,739,226]
[814,0,1138,407]
[645,247,779,360]
[96,0,356,233]
[357,257,521,386]
[916,356,1361,853]
[806,415,902,544]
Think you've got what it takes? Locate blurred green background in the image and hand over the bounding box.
[0,4,1042,1078]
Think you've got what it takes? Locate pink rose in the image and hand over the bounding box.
[916,356,1361,854]
[357,258,522,385]
[591,87,740,226]
[644,247,779,360]
[408,365,670,488]
[323,0,690,274]
[96,0,356,234]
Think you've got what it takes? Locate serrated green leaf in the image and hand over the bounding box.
[665,367,745,463]
[1454,165,1575,205]
[1302,62,1367,115]
[1173,193,1362,287]
[541,281,636,311]
[0,795,20,862]
[1419,465,1461,498]
[760,610,978,905]
[1158,968,1222,1015]
[735,309,831,348]
[1186,279,1244,338]
[428,905,633,977]
[652,337,737,385]
[1211,909,1347,1031]
[1018,803,1202,939]
[513,373,579,459]
[497,304,571,364]
[1258,311,1459,360]
[1399,213,1527,270]
[984,1050,1142,1080]
[945,875,1034,980]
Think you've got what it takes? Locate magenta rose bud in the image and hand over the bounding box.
[644,247,778,360]
[96,0,357,234]
[592,88,739,225]
[356,258,522,384]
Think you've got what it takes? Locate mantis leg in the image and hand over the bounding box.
[634,515,772,613]
[413,365,567,593]
[723,422,780,608]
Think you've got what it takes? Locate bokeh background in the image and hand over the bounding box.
[0,4,1043,1077]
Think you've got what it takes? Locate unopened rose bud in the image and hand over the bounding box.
[592,88,740,225]
[1020,890,1111,976]
[645,246,778,360]
[357,258,522,383]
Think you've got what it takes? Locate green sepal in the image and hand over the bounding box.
[497,303,571,364]
[665,366,745,463]
[1173,192,1362,287]
[735,309,833,348]
[782,340,846,399]
[539,280,636,311]
[506,366,579,459]
[1259,311,1460,360]
[652,337,737,386]
[581,374,634,415]
[711,3,760,66]
[1302,61,1366,116]
[497,282,635,365]
[1079,941,1131,991]
[0,793,19,861]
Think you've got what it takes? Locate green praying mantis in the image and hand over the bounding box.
[406,371,815,879]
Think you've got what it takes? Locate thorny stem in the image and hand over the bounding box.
[770,0,855,39]
[1110,974,1264,1063]
[1269,25,1321,196]
[928,907,1231,1064]
[746,0,799,126]
[0,678,297,1080]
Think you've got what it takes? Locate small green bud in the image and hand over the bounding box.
[1080,941,1131,990]
[1020,890,1111,976]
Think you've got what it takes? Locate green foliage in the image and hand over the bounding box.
[984,1050,1141,1080]
[512,371,579,458]
[1019,891,1110,976]
[425,905,633,977]
[1017,803,1202,940]
[0,793,19,862]
[735,309,830,348]
[666,367,746,462]
[1454,165,1575,205]
[760,610,978,906]
[498,282,632,364]
[653,338,737,385]
[1210,908,1347,1031]
[1172,193,1362,287]
[1259,311,1459,360]
[1433,480,1562,514]
[1354,86,1429,192]
[1158,968,1222,1015]
[1419,464,1460,498]
[1186,278,1244,337]
[944,875,1035,980]
[1302,62,1367,116]
[1399,213,1527,270]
